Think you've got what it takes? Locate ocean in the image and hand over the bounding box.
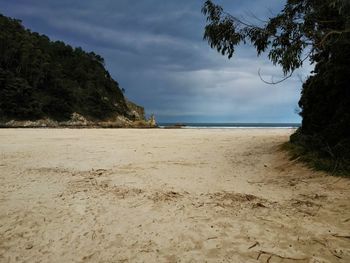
[158,123,301,129]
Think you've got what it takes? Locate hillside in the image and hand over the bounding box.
[0,14,152,127]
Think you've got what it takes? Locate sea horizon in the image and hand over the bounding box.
[158,122,301,129]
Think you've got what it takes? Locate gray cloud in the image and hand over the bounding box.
[0,0,312,123]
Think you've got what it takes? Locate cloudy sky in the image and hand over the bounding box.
[0,0,313,123]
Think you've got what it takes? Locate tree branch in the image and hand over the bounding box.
[258,68,294,85]
[319,29,350,47]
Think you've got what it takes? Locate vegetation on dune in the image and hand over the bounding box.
[0,14,130,122]
[202,0,350,175]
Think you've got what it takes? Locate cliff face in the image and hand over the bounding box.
[0,14,155,128]
[125,99,145,121]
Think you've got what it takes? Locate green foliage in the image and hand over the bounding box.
[202,0,350,174]
[282,139,350,176]
[0,14,128,121]
[202,0,350,74]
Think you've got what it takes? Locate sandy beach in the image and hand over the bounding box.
[0,128,349,262]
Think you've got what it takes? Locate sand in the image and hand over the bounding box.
[0,128,349,263]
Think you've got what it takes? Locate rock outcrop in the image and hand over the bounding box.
[0,112,157,128]
[126,100,146,121]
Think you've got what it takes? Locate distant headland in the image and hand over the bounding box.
[0,14,156,128]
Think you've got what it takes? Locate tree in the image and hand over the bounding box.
[202,0,350,173]
[0,14,129,121]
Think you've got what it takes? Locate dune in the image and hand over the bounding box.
[0,128,349,262]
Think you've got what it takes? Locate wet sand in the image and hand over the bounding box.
[0,128,349,262]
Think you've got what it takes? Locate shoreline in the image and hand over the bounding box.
[0,126,159,129]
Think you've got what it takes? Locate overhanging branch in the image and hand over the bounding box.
[258,68,294,85]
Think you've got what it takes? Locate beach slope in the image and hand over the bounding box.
[0,129,349,262]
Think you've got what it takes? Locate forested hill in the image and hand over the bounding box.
[0,14,144,124]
